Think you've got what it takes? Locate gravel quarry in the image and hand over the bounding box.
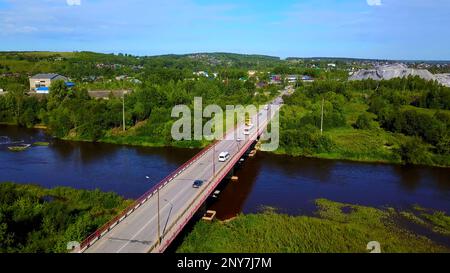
[349,64,450,87]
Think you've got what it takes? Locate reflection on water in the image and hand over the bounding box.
[0,125,198,198]
[1,125,449,220]
[210,153,450,220]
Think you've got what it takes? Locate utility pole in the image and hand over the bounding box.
[157,187,161,246]
[122,91,126,132]
[213,145,216,177]
[320,98,324,135]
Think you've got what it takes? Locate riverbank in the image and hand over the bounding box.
[49,120,450,168]
[0,182,132,253]
[1,182,448,253]
[1,122,448,168]
[178,199,450,253]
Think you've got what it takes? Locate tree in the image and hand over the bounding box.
[354,113,373,130]
[5,83,26,123]
[48,80,69,110]
[396,137,431,165]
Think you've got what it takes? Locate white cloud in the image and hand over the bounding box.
[67,0,81,6]
[367,0,382,6]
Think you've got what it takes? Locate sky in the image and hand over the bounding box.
[0,0,449,60]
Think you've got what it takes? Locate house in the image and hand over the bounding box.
[256,82,267,88]
[193,71,209,78]
[29,73,69,93]
[129,78,142,84]
[248,70,257,77]
[269,75,282,85]
[115,75,127,81]
[286,75,299,83]
[301,75,314,82]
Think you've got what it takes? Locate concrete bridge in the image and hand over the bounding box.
[78,93,286,253]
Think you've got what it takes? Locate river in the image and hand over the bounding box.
[1,124,449,220]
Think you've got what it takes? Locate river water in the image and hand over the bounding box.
[1,125,449,220]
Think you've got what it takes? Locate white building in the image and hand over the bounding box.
[29,73,68,94]
[193,71,209,77]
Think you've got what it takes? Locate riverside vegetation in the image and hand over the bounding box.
[1,52,449,166]
[1,183,448,253]
[177,199,450,253]
[0,182,131,253]
[278,76,450,166]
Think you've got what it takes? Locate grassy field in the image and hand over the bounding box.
[321,127,402,163]
[320,101,401,163]
[177,199,450,253]
[274,102,403,163]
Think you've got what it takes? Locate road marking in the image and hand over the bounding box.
[114,158,214,252]
[87,96,282,252]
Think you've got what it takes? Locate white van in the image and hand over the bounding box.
[243,123,254,135]
[218,151,230,162]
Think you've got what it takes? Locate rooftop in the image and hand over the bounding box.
[30,73,66,80]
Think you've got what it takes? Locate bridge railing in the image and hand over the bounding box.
[79,104,279,252]
[79,140,218,251]
[152,111,275,252]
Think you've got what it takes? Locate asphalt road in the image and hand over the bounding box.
[84,92,286,253]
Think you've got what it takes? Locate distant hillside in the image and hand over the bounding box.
[286,56,450,64]
[144,52,282,69]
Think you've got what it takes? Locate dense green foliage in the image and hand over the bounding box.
[0,182,131,253]
[177,199,449,253]
[0,52,283,146]
[278,76,450,166]
[1,52,449,165]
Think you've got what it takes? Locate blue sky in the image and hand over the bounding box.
[0,0,449,60]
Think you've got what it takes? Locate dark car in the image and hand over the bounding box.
[192,180,204,188]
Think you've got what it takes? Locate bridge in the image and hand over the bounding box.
[78,92,287,253]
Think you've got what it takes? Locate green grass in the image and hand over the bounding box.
[342,102,371,125]
[32,142,50,146]
[274,126,403,164]
[177,199,449,253]
[401,105,450,116]
[7,145,30,152]
[322,127,402,163]
[422,212,450,236]
[99,135,208,149]
[403,206,450,236]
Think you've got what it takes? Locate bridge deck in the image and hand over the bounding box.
[81,95,284,253]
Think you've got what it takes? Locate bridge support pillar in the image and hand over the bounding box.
[202,210,216,222]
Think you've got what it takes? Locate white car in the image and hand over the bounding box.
[218,151,230,162]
